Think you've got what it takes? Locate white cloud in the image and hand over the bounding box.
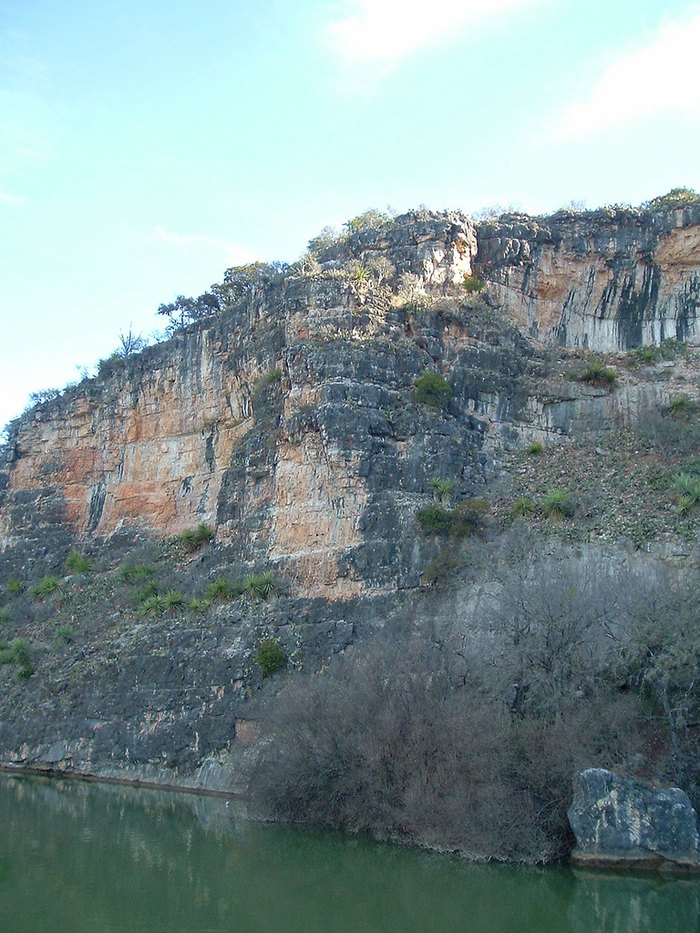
[153,226,258,266]
[0,190,22,204]
[326,0,537,66]
[552,8,700,140]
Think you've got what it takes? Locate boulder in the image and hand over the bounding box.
[568,768,700,871]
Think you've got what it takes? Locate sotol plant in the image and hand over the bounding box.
[542,489,575,520]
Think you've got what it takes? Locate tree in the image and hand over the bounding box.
[116,327,147,359]
[213,262,289,308]
[157,291,220,334]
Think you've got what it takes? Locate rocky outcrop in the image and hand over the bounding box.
[476,205,700,350]
[568,768,700,872]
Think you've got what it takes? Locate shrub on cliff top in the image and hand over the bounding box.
[643,187,700,212]
[414,370,452,408]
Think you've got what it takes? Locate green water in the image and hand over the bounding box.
[0,774,697,933]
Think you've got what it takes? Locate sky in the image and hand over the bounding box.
[1,0,699,430]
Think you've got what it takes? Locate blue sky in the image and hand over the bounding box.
[2,0,699,429]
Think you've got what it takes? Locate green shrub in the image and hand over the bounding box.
[577,361,617,388]
[416,500,489,537]
[30,575,60,601]
[256,367,282,389]
[658,338,686,360]
[179,523,214,553]
[414,370,452,408]
[676,495,697,517]
[510,497,535,519]
[118,563,155,584]
[463,274,485,293]
[254,638,286,677]
[243,571,277,600]
[66,551,92,574]
[416,505,453,535]
[629,340,685,366]
[450,499,490,536]
[5,577,24,597]
[0,607,10,624]
[542,489,575,520]
[629,345,658,365]
[526,441,543,456]
[671,472,700,514]
[421,549,463,586]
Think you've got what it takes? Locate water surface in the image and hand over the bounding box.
[0,773,697,932]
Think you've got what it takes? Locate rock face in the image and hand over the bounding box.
[568,768,700,871]
[477,205,700,350]
[0,206,699,798]
[2,207,698,596]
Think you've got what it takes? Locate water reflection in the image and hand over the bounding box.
[0,774,696,933]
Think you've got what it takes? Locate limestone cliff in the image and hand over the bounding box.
[2,206,698,597]
[0,206,698,796]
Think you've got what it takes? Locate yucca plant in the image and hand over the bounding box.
[204,577,238,603]
[243,571,277,600]
[30,576,60,601]
[139,594,167,616]
[65,550,92,574]
[162,590,185,612]
[118,563,155,584]
[510,497,535,520]
[187,596,213,614]
[542,489,575,520]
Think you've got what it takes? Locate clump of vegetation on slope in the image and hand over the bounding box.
[492,392,700,547]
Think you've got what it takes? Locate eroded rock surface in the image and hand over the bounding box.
[477,205,700,349]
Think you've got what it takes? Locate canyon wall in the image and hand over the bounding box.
[1,206,699,594]
[0,206,698,792]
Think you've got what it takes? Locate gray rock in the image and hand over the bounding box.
[568,768,700,871]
